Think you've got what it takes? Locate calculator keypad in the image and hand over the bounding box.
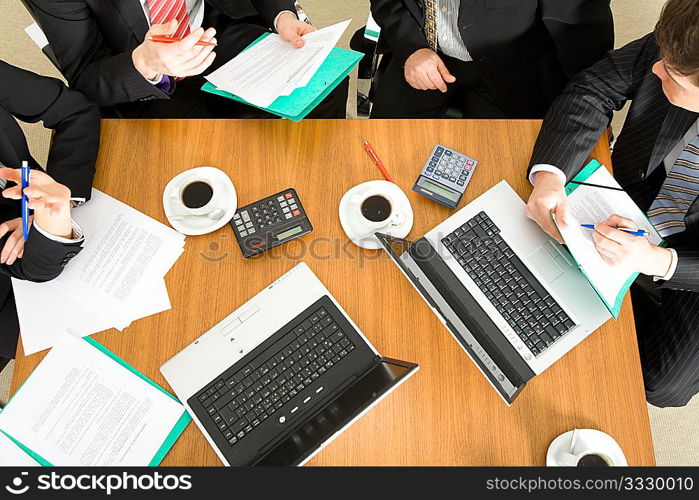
[424,145,476,190]
[232,190,305,238]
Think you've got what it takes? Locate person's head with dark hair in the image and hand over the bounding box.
[652,0,699,112]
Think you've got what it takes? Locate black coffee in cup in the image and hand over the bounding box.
[181,181,213,209]
[577,454,610,467]
[361,195,392,222]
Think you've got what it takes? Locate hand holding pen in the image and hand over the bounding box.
[0,167,74,241]
[588,214,672,277]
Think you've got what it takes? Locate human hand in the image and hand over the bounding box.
[0,167,73,239]
[592,214,672,276]
[276,11,316,48]
[0,217,30,265]
[132,20,217,79]
[404,49,456,92]
[525,171,569,244]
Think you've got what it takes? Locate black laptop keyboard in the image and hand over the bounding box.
[195,305,356,448]
[442,212,575,357]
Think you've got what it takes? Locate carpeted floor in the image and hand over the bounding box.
[0,0,696,465]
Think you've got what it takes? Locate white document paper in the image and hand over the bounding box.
[12,189,183,355]
[0,431,39,466]
[206,20,351,107]
[12,278,171,355]
[0,333,186,466]
[556,166,662,308]
[56,190,183,325]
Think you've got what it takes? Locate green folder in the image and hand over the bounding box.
[202,33,362,121]
[0,336,191,466]
[555,160,664,318]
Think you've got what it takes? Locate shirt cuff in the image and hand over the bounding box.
[33,220,85,244]
[274,10,297,32]
[529,164,567,186]
[653,248,678,282]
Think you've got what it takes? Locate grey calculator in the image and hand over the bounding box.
[412,144,478,209]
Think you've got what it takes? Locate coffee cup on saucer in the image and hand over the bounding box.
[546,428,627,467]
[339,180,414,250]
[163,166,237,236]
[348,190,406,238]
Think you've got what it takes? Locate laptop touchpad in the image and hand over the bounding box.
[527,246,566,283]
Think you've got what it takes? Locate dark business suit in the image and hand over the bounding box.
[528,34,699,407]
[370,0,614,118]
[0,61,98,360]
[25,0,348,118]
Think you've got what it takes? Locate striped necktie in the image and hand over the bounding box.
[648,134,699,237]
[423,0,439,52]
[147,0,191,39]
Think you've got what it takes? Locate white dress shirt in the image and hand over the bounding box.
[436,0,472,61]
[529,118,699,281]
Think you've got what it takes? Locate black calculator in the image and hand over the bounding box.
[412,144,478,209]
[230,188,313,258]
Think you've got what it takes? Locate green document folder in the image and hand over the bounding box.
[556,160,664,318]
[202,33,362,121]
[0,336,191,466]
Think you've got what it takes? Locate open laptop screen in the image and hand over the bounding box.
[254,359,417,466]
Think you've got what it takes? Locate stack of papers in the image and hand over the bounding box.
[206,20,351,109]
[12,189,186,355]
[0,333,190,466]
[554,161,663,318]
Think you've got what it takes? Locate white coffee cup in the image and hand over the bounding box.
[348,188,405,238]
[169,176,217,215]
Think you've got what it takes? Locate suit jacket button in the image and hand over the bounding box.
[66,252,77,258]
[639,169,646,179]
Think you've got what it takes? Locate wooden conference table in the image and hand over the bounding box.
[11,119,655,466]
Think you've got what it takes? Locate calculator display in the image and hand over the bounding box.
[277,226,303,240]
[422,179,459,202]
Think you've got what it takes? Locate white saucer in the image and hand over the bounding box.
[339,181,414,250]
[546,428,628,466]
[163,167,237,236]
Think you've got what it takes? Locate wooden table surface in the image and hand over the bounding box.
[11,119,655,466]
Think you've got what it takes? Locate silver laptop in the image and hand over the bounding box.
[377,181,610,404]
[161,262,418,465]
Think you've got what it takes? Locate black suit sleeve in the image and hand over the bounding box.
[660,250,699,293]
[27,0,170,107]
[370,0,430,64]
[540,0,614,78]
[0,225,82,282]
[247,0,297,28]
[528,34,659,181]
[0,61,99,201]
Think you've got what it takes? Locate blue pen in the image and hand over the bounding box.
[21,161,30,241]
[580,224,646,237]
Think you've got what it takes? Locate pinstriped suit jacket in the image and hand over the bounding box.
[528,33,699,293]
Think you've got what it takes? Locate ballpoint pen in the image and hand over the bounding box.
[580,224,646,237]
[363,140,394,183]
[21,160,30,241]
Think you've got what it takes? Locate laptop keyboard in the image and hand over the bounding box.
[195,305,357,448]
[442,211,575,357]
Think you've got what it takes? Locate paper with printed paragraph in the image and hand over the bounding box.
[555,165,662,315]
[0,333,186,466]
